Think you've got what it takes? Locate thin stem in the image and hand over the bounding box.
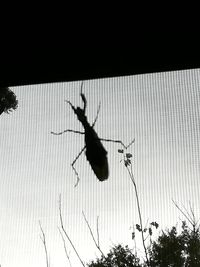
[188,201,198,232]
[96,216,100,247]
[126,162,150,267]
[182,203,194,225]
[172,200,193,226]
[82,211,106,259]
[173,200,200,234]
[59,195,85,267]
[39,221,50,267]
[58,227,72,267]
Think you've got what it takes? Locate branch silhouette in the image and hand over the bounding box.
[118,145,151,267]
[59,194,85,267]
[82,211,106,260]
[39,221,50,267]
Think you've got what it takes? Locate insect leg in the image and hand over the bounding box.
[51,129,85,135]
[71,145,86,187]
[98,137,135,150]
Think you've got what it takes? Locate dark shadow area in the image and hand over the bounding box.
[1,44,200,87]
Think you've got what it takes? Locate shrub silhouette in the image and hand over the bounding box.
[0,86,18,115]
[87,244,141,267]
[86,221,200,267]
[149,220,200,267]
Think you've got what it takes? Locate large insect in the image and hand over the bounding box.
[51,82,134,186]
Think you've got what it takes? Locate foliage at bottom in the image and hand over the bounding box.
[87,221,200,267]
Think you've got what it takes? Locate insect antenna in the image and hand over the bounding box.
[92,101,101,128]
[65,100,76,112]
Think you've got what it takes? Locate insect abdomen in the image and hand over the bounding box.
[85,127,109,181]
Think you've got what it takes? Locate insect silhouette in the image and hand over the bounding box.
[51,82,134,186]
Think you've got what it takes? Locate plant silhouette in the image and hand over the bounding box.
[0,86,18,115]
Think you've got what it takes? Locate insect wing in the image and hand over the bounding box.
[90,156,109,181]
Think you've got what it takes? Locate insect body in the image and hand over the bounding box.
[51,82,134,186]
[67,94,109,182]
[84,122,109,181]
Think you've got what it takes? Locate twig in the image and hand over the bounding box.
[188,201,198,232]
[59,195,85,267]
[96,216,100,247]
[58,227,72,267]
[182,203,194,225]
[39,221,50,267]
[172,200,193,226]
[172,200,200,234]
[82,211,106,259]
